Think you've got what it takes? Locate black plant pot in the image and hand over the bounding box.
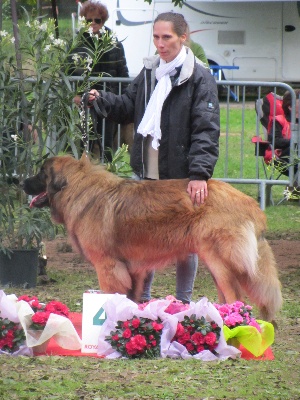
[0,249,39,288]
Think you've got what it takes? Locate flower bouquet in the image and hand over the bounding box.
[214,301,274,357]
[171,314,221,355]
[97,294,171,359]
[16,295,81,354]
[0,290,32,356]
[0,317,26,355]
[105,316,163,359]
[161,297,240,360]
[97,294,240,360]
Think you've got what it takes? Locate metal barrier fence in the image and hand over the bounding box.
[214,81,299,209]
[88,78,299,210]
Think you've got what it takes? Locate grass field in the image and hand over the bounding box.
[1,241,299,400]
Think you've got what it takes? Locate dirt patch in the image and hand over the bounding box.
[269,239,300,270]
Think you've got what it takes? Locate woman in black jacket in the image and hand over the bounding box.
[88,12,220,304]
[72,1,129,160]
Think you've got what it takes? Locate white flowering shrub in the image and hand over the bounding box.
[0,14,118,252]
[0,14,117,163]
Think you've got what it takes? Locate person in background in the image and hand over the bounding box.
[185,26,209,67]
[268,88,300,179]
[72,0,129,160]
[88,12,220,303]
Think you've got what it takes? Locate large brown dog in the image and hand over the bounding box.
[23,155,282,321]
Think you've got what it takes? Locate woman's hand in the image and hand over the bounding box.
[187,180,207,206]
[88,89,100,103]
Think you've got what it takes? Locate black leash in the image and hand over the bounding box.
[79,92,109,155]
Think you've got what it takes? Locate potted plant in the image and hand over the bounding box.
[0,131,57,287]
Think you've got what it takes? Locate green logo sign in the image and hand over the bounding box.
[93,307,106,326]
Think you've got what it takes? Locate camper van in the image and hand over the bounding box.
[97,0,300,82]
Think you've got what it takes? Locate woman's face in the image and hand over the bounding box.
[153,21,186,63]
[85,11,104,35]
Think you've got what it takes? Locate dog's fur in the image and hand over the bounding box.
[23,155,282,321]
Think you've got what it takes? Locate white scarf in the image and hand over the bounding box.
[137,46,187,150]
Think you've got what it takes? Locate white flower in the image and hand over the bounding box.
[44,44,51,52]
[283,187,292,200]
[49,33,55,41]
[78,16,86,29]
[10,135,18,142]
[26,21,31,27]
[88,27,94,37]
[39,23,48,31]
[10,37,15,44]
[53,38,66,47]
[0,30,8,37]
[72,53,80,62]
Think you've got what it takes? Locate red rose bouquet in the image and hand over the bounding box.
[105,316,164,359]
[18,295,69,330]
[171,314,221,355]
[0,317,26,353]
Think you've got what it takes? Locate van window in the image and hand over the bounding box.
[218,31,245,45]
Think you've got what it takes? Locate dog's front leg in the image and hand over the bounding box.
[127,270,149,303]
[93,257,132,296]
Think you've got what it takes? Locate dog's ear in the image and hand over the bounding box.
[80,152,91,164]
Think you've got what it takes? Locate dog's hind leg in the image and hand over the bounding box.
[93,257,132,295]
[201,254,244,304]
[240,238,282,321]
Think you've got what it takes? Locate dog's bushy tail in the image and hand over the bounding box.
[245,238,282,321]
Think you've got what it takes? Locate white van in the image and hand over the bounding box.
[98,0,300,82]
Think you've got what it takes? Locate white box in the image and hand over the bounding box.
[81,291,125,354]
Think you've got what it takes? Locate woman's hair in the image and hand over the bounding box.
[154,12,187,37]
[282,88,300,118]
[79,1,109,23]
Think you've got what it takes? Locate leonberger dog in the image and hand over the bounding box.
[23,154,282,321]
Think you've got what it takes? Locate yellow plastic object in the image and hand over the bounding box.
[223,320,274,357]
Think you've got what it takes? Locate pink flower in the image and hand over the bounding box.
[204,332,217,346]
[177,332,191,345]
[175,323,185,337]
[131,318,140,329]
[249,319,261,332]
[122,321,130,329]
[122,328,132,339]
[185,342,195,352]
[196,344,205,352]
[191,332,205,345]
[111,334,119,341]
[151,321,163,331]
[125,341,138,355]
[44,301,69,317]
[130,335,147,351]
[31,311,51,327]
